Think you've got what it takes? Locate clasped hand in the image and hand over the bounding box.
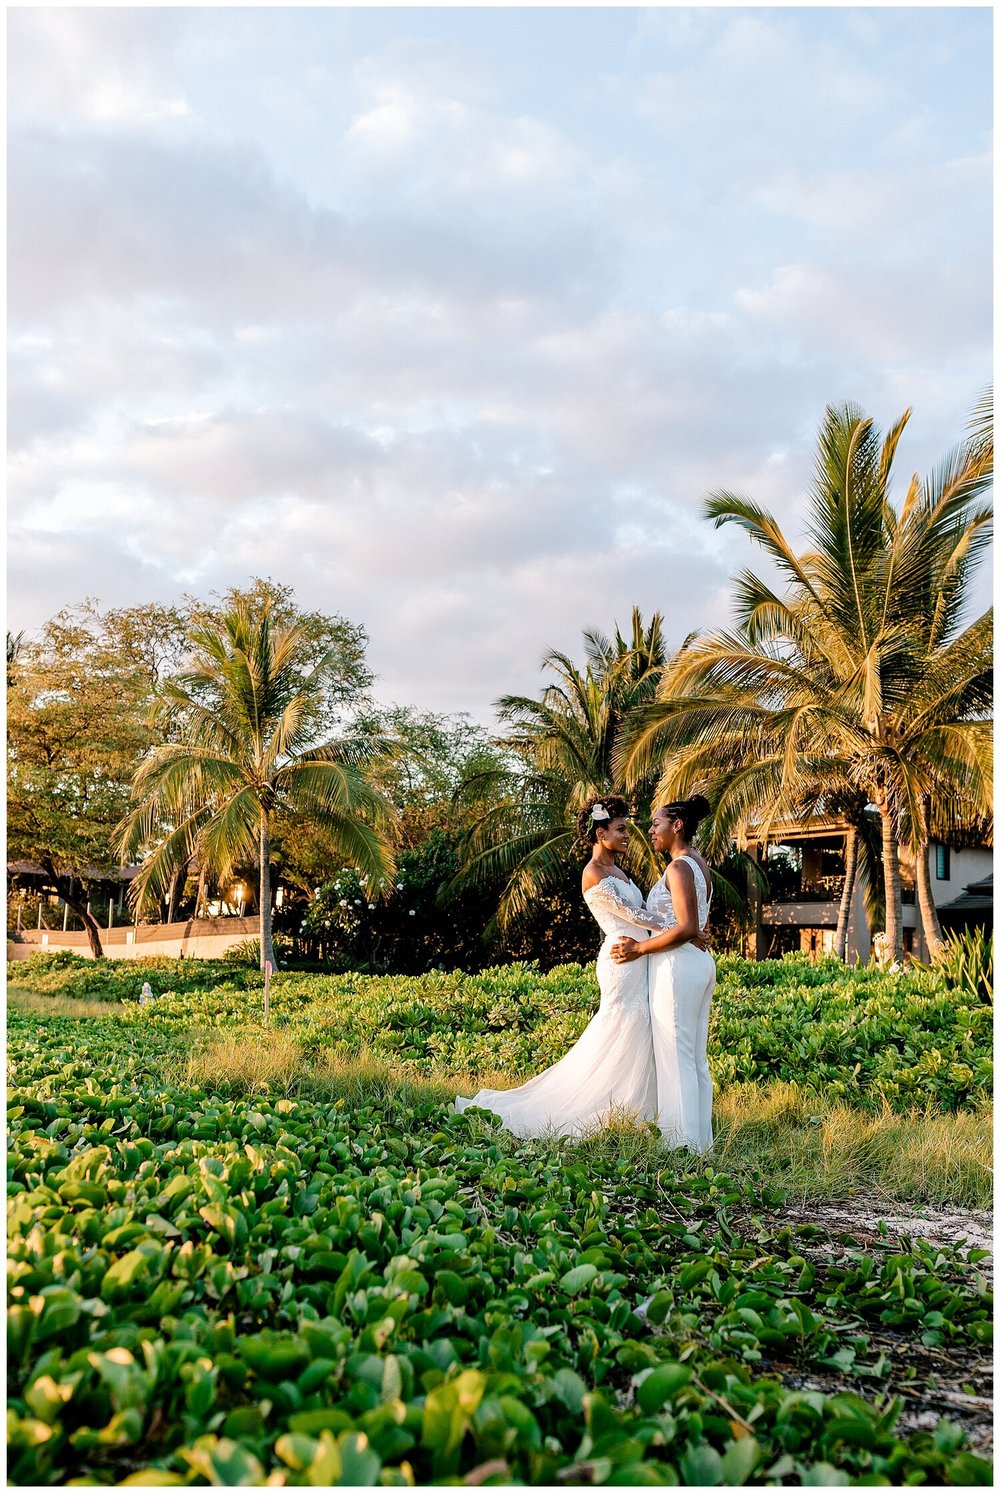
[611,928,711,963]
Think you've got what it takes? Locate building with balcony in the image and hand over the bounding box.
[744,813,992,962]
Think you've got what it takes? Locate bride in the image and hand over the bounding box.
[456,796,677,1138]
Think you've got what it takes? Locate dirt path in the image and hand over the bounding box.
[746,1199,994,1455]
[773,1199,993,1269]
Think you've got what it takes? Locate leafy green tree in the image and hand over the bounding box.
[454,609,669,933]
[622,402,991,962]
[350,705,506,845]
[117,596,396,970]
[182,578,371,736]
[265,707,508,964]
[149,584,376,929]
[297,830,503,973]
[7,602,186,956]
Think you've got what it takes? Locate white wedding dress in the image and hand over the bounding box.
[455,875,664,1138]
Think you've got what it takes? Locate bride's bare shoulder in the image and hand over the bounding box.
[582,863,625,892]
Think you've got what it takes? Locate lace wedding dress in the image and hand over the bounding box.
[646,854,716,1153]
[455,875,664,1138]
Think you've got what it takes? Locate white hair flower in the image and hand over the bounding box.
[591,803,611,822]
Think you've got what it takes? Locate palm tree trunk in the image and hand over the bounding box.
[880,807,903,963]
[194,863,208,919]
[915,840,946,961]
[834,828,859,960]
[166,862,187,924]
[259,810,277,971]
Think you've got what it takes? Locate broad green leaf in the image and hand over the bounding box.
[679,1444,724,1485]
[550,1367,588,1414]
[636,1362,692,1414]
[337,1431,381,1485]
[180,1435,267,1486]
[559,1263,599,1295]
[720,1436,762,1485]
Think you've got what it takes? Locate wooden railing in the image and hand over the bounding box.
[763,875,846,904]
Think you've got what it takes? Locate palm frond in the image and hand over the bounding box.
[196,788,264,886]
[704,491,825,605]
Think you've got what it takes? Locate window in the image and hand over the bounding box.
[935,845,951,880]
[802,928,835,962]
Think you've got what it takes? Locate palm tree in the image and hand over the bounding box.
[884,390,993,957]
[621,401,991,962]
[117,598,397,969]
[453,609,668,931]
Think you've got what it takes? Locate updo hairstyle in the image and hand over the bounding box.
[659,795,710,839]
[576,795,630,847]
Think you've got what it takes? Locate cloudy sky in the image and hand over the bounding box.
[8,5,992,720]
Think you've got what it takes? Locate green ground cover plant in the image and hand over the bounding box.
[6,956,994,1486]
[11,951,991,1114]
[6,1017,992,1487]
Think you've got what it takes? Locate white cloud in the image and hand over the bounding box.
[347,89,422,153]
[6,7,991,718]
[483,115,580,188]
[8,8,194,125]
[342,53,580,199]
[629,10,885,153]
[752,154,991,245]
[736,260,987,366]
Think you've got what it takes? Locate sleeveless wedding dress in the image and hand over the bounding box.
[455,875,664,1138]
[646,854,716,1153]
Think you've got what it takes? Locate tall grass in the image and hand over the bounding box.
[8,989,132,1021]
[183,1031,992,1209]
[713,1082,992,1209]
[185,1031,469,1114]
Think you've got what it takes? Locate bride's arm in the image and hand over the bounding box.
[584,876,667,932]
[612,863,701,961]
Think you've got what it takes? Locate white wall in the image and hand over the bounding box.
[8,917,259,962]
[928,844,993,905]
